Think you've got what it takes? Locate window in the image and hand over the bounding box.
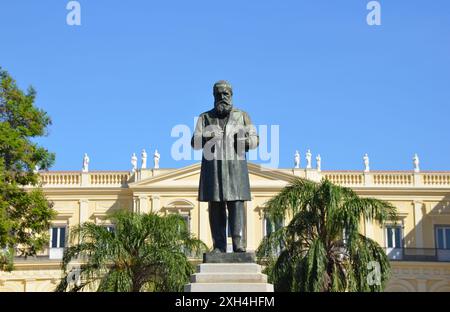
[262,214,284,256]
[50,226,66,248]
[436,226,450,250]
[104,225,115,233]
[179,214,193,256]
[263,215,283,237]
[49,226,66,260]
[181,215,190,232]
[385,225,403,260]
[386,225,402,248]
[342,228,349,245]
[436,226,450,261]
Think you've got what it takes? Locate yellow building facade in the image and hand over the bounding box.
[1,163,450,292]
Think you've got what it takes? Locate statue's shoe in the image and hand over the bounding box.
[232,237,246,252]
[212,248,225,253]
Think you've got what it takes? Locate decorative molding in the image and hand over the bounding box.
[160,199,195,215]
[254,206,267,220]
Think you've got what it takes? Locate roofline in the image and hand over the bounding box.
[39,170,131,173]
[40,169,450,174]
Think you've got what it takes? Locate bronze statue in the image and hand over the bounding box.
[191,81,259,253]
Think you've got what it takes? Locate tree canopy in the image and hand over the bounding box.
[56,211,208,292]
[257,178,397,292]
[0,67,55,271]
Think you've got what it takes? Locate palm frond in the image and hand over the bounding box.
[258,178,397,292]
[56,211,208,292]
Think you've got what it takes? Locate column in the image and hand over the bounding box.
[364,173,373,186]
[413,173,423,187]
[150,195,160,213]
[132,196,140,213]
[305,169,321,182]
[413,201,424,248]
[79,199,89,224]
[246,197,256,251]
[139,195,149,214]
[198,201,209,244]
[365,218,374,239]
[81,172,90,186]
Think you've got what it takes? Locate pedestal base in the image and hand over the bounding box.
[184,253,274,292]
[203,252,256,263]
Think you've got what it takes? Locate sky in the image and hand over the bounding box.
[0,0,449,171]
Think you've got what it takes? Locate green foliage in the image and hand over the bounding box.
[256,178,397,292]
[0,67,55,271]
[56,211,208,292]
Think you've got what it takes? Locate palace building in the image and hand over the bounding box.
[1,161,450,292]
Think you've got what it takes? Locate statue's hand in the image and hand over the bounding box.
[204,128,224,138]
[233,132,250,155]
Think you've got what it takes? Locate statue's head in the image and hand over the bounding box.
[213,80,233,117]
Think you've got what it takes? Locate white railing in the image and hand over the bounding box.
[323,173,364,186]
[38,170,450,188]
[40,172,80,186]
[423,173,450,186]
[322,171,450,187]
[90,172,130,186]
[373,173,413,186]
[39,172,130,187]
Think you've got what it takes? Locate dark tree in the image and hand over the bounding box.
[0,67,55,271]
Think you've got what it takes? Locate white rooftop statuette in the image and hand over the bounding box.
[316,154,321,172]
[141,149,147,169]
[154,149,160,169]
[306,149,312,169]
[413,153,420,173]
[82,153,90,173]
[131,153,138,172]
[294,150,300,169]
[363,153,370,172]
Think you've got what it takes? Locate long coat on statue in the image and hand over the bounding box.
[191,108,259,202]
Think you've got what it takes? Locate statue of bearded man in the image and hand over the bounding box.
[191,80,259,253]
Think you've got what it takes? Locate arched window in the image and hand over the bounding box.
[161,199,195,233]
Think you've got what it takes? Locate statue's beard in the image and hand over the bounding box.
[214,100,232,118]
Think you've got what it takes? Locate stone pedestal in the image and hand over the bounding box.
[184,252,274,292]
[203,252,256,263]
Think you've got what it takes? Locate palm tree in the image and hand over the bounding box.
[56,211,208,292]
[256,178,397,292]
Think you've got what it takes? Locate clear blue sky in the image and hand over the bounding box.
[1,0,449,171]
